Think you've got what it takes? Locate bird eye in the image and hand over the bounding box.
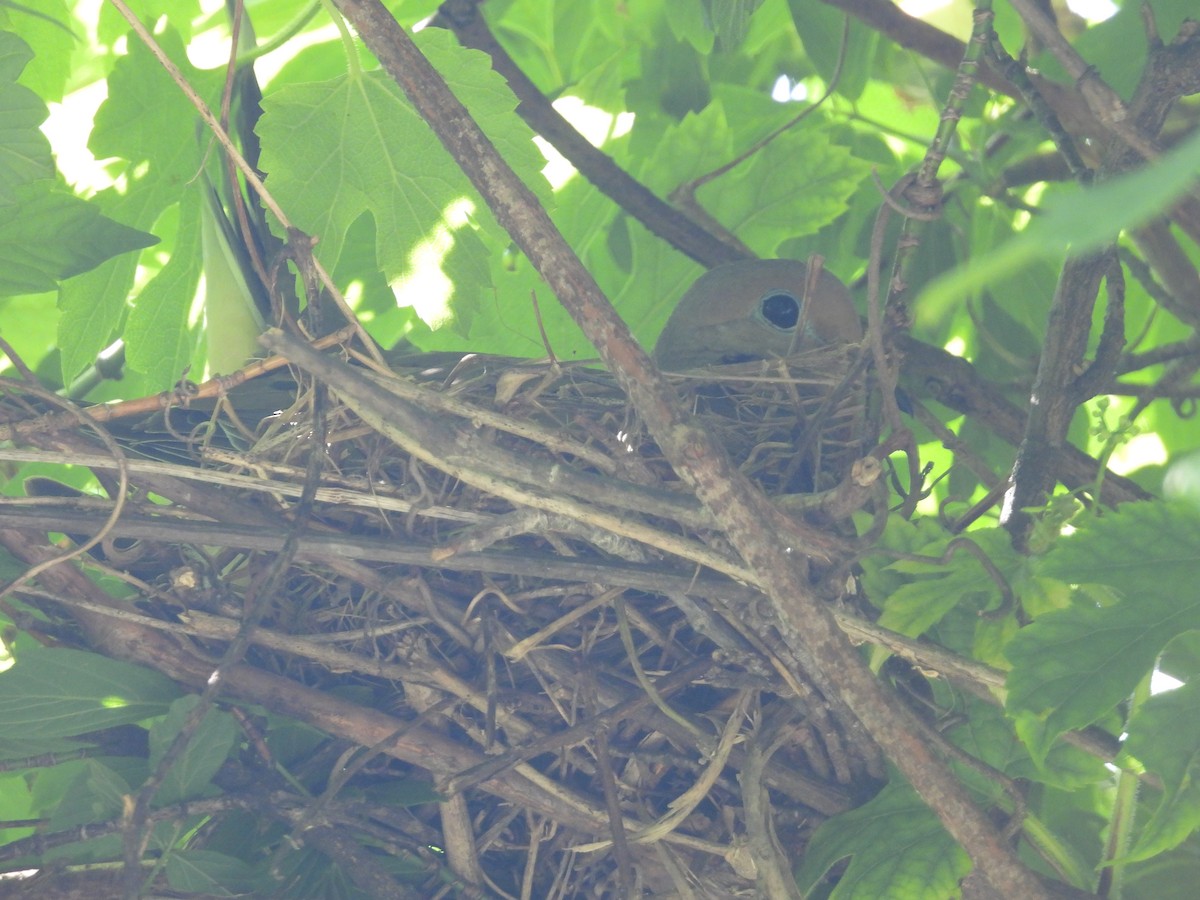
[759,292,800,330]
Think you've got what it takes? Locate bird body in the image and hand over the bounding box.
[653,259,861,370]
[653,259,865,493]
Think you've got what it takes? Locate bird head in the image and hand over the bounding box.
[653,259,861,370]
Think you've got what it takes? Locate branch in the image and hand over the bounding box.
[819,0,1106,142]
[897,335,1150,506]
[431,0,746,268]
[1002,22,1200,544]
[1007,0,1158,160]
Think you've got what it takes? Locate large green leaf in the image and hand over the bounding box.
[0,181,157,296]
[122,188,204,387]
[59,26,217,382]
[795,779,970,899]
[2,1,75,103]
[148,696,239,805]
[698,123,866,257]
[1007,503,1200,762]
[789,0,879,100]
[639,92,868,257]
[0,33,155,299]
[1117,680,1200,862]
[257,27,547,338]
[0,647,179,743]
[0,32,53,200]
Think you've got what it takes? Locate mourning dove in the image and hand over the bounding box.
[654,258,861,370]
[57,259,861,464]
[654,259,865,492]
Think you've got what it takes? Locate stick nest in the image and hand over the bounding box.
[27,342,880,898]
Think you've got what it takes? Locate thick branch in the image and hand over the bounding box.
[1002,251,1112,544]
[897,335,1150,507]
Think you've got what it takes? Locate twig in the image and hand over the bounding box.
[1006,0,1160,161]
[432,0,746,267]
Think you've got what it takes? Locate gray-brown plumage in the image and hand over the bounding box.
[654,259,865,492]
[654,259,862,370]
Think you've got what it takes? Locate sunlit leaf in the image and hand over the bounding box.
[1118,681,1200,862]
[795,779,969,899]
[0,647,178,742]
[1007,504,1200,761]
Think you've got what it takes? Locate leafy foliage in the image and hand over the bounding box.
[1009,504,1200,763]
[0,32,157,298]
[795,779,970,899]
[1,0,1200,898]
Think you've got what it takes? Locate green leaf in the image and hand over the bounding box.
[97,0,200,46]
[947,695,1107,792]
[648,94,868,258]
[166,849,255,894]
[257,28,546,337]
[789,0,879,101]
[1117,681,1200,862]
[875,529,1016,640]
[0,647,179,742]
[0,291,59,373]
[698,125,866,256]
[0,180,158,296]
[708,0,765,49]
[636,100,735,194]
[55,211,144,384]
[1147,0,1200,41]
[862,525,1026,674]
[667,0,715,54]
[4,2,76,103]
[0,772,35,835]
[59,26,216,382]
[492,0,629,96]
[1121,830,1200,898]
[1006,503,1200,761]
[1159,630,1200,684]
[1039,502,1200,597]
[43,759,131,830]
[795,779,970,899]
[0,32,54,201]
[123,188,203,387]
[148,696,239,805]
[859,519,947,629]
[88,28,211,173]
